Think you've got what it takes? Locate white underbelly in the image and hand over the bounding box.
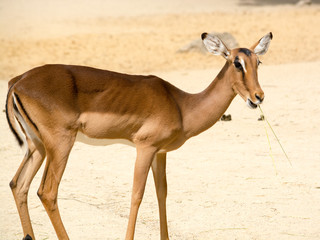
[76,131,136,147]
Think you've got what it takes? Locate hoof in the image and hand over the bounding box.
[258,114,265,121]
[221,114,232,121]
[23,234,33,240]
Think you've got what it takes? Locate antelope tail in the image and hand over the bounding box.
[5,80,24,147]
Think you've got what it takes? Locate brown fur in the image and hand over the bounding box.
[6,33,271,240]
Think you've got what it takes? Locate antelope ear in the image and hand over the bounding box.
[251,32,273,55]
[201,33,230,59]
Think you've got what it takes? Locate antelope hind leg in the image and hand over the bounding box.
[10,140,45,240]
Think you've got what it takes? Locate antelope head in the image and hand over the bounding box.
[202,32,273,109]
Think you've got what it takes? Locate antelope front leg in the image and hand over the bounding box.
[152,153,169,240]
[125,146,158,240]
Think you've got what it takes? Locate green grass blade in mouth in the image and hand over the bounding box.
[258,105,292,166]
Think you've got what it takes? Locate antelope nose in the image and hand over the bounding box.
[255,93,264,103]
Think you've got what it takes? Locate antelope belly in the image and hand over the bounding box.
[76,131,135,147]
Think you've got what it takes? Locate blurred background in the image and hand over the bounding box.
[0,0,319,79]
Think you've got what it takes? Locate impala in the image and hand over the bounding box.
[6,32,272,240]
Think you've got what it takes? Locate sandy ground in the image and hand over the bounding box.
[1,0,320,239]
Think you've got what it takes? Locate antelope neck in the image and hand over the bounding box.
[181,62,236,138]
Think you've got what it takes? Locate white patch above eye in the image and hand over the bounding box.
[239,57,247,73]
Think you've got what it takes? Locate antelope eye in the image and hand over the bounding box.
[234,61,243,70]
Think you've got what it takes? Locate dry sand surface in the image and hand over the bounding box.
[1,0,320,239]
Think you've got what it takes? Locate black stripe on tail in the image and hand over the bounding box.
[13,93,39,132]
[5,88,24,146]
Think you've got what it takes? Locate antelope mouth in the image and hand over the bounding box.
[247,99,258,109]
